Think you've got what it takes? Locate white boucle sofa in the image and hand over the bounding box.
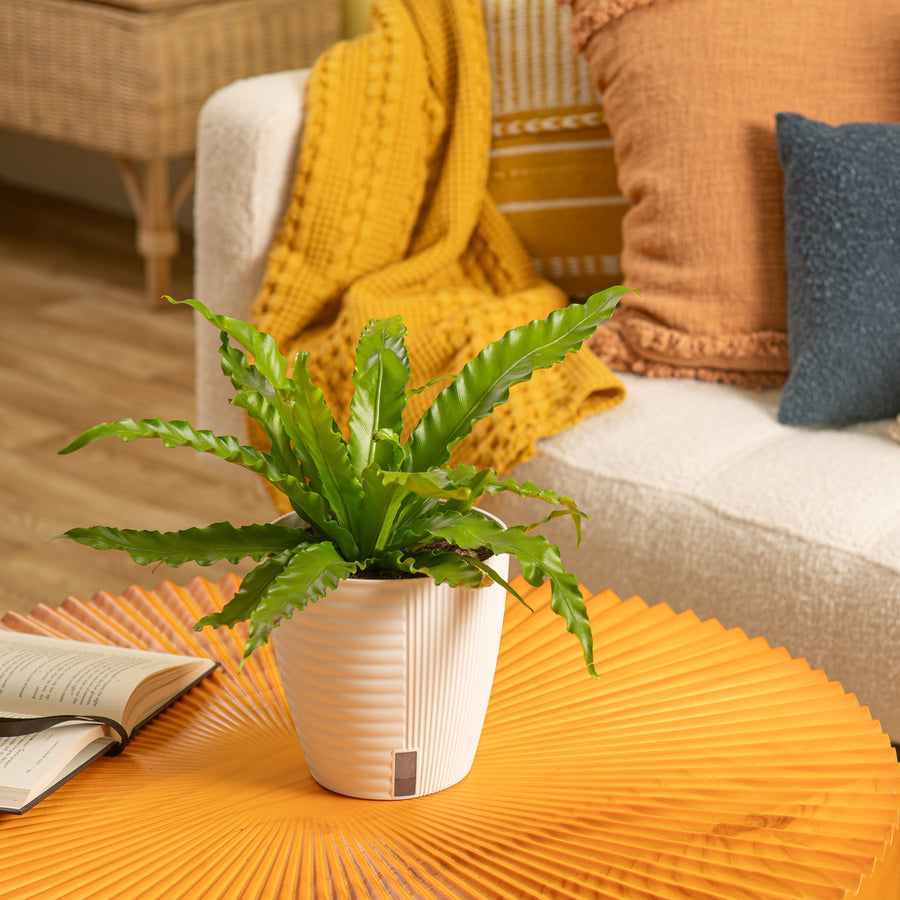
[192,69,900,741]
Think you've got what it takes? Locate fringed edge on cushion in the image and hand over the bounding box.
[589,316,789,390]
[560,0,676,53]
[622,315,789,369]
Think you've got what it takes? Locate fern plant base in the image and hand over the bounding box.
[272,523,510,800]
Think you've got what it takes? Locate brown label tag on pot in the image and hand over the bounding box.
[393,749,418,798]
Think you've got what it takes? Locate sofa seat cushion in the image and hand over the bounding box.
[485,372,900,738]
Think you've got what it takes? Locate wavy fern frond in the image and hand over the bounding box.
[405,287,628,471]
[50,522,310,567]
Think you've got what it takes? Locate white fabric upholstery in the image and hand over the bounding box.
[484,374,900,740]
[194,69,310,442]
[193,69,900,740]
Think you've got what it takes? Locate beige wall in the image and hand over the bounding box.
[0,0,371,228]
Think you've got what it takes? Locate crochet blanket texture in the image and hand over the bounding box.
[250,0,624,502]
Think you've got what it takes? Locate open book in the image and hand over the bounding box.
[0,631,217,814]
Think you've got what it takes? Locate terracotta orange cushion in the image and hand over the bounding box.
[565,0,900,387]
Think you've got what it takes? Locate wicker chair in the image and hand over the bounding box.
[0,0,341,304]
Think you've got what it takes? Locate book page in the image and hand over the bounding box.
[0,632,213,730]
[0,719,114,813]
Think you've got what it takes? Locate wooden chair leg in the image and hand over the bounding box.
[116,157,196,306]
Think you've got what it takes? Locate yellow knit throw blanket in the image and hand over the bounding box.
[250,0,624,499]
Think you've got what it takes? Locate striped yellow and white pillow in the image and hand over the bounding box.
[483,0,627,299]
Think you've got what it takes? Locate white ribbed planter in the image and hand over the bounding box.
[271,520,509,801]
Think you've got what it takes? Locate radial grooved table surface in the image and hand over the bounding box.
[1,575,898,899]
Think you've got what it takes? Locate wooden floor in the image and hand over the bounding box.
[0,182,275,617]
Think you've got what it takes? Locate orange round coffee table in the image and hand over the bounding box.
[2,575,897,899]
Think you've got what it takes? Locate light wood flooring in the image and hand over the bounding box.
[1,183,275,617]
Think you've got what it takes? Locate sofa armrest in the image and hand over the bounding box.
[193,68,310,440]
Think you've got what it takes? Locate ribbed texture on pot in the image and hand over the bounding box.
[272,592,407,799]
[271,557,509,800]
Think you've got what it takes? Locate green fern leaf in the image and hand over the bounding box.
[195,552,292,631]
[414,509,597,676]
[288,353,363,534]
[404,286,629,471]
[401,550,486,589]
[348,317,410,476]
[59,417,271,469]
[217,332,302,479]
[483,474,586,544]
[49,522,310,567]
[382,468,486,501]
[242,543,360,659]
[170,297,289,389]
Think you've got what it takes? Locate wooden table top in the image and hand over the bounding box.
[2,575,898,899]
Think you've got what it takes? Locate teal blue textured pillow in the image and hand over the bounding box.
[775,112,900,426]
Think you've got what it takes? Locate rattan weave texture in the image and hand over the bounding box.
[0,0,340,159]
